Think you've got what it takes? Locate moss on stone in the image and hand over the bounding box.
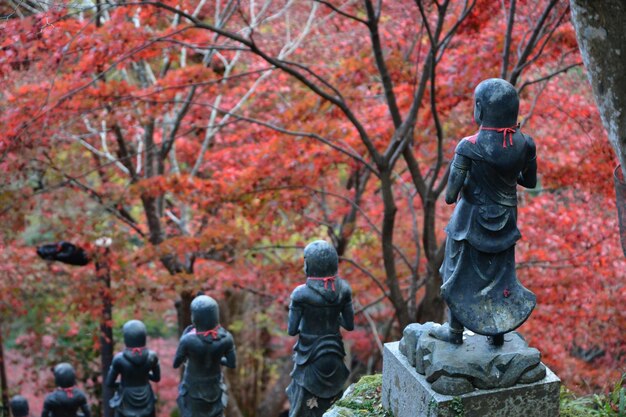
[330,374,392,417]
[326,374,624,417]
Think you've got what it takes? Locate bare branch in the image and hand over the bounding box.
[364,0,402,130]
[501,0,516,79]
[508,0,559,86]
[313,0,367,25]
[340,257,389,297]
[517,61,582,94]
[192,103,378,173]
[355,298,384,354]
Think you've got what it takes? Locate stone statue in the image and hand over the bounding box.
[41,363,91,417]
[395,79,546,396]
[287,240,354,417]
[430,78,538,346]
[10,395,30,417]
[36,242,90,266]
[105,320,161,417]
[174,295,236,417]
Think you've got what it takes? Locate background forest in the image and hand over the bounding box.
[1,0,624,416]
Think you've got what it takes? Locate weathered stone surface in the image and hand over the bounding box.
[400,322,544,394]
[383,342,560,417]
[431,375,474,396]
[399,322,436,367]
[519,363,547,384]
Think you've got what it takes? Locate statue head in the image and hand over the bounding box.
[474,78,519,127]
[191,295,220,331]
[123,319,147,348]
[304,240,338,277]
[53,363,76,388]
[9,395,29,417]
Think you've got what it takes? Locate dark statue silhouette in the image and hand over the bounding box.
[174,295,236,417]
[41,363,91,417]
[36,242,90,266]
[10,395,30,417]
[287,240,354,417]
[105,320,160,417]
[430,78,538,346]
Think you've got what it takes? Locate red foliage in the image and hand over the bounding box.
[0,2,623,412]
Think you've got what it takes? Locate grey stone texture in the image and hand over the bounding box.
[399,322,546,395]
[383,341,560,417]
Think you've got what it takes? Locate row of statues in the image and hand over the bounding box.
[24,78,538,416]
[17,239,352,417]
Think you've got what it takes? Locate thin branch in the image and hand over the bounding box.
[518,61,582,94]
[501,0,516,79]
[364,0,402,129]
[313,0,367,25]
[340,257,389,297]
[508,0,559,86]
[194,103,378,173]
[355,298,384,354]
[161,85,197,158]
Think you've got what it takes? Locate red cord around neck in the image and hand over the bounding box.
[193,325,221,340]
[126,347,145,355]
[480,124,518,147]
[307,275,337,291]
[59,387,74,398]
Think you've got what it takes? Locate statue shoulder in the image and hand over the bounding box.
[179,332,195,346]
[112,352,126,366]
[290,284,308,302]
[523,134,536,157]
[338,278,352,297]
[455,134,479,157]
[221,330,235,348]
[75,388,88,400]
[147,349,159,365]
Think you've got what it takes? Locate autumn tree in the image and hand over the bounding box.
[2,1,625,414]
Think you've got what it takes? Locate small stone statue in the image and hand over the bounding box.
[41,363,91,417]
[36,242,90,266]
[105,320,161,417]
[287,240,354,417]
[10,395,30,417]
[430,78,538,346]
[174,295,236,417]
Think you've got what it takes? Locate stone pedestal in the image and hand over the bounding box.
[382,342,560,417]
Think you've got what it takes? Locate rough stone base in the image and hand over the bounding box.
[382,342,560,417]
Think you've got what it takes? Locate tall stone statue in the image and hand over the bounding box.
[430,78,538,346]
[10,395,30,417]
[105,320,161,417]
[41,363,91,417]
[287,240,354,417]
[174,295,236,417]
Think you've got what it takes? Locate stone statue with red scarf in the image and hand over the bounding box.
[287,240,354,417]
[430,78,538,346]
[41,363,91,417]
[105,320,160,417]
[174,295,236,417]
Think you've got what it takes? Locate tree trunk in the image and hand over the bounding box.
[176,290,195,336]
[0,325,9,417]
[95,246,114,417]
[380,170,410,328]
[570,0,626,178]
[416,268,445,323]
